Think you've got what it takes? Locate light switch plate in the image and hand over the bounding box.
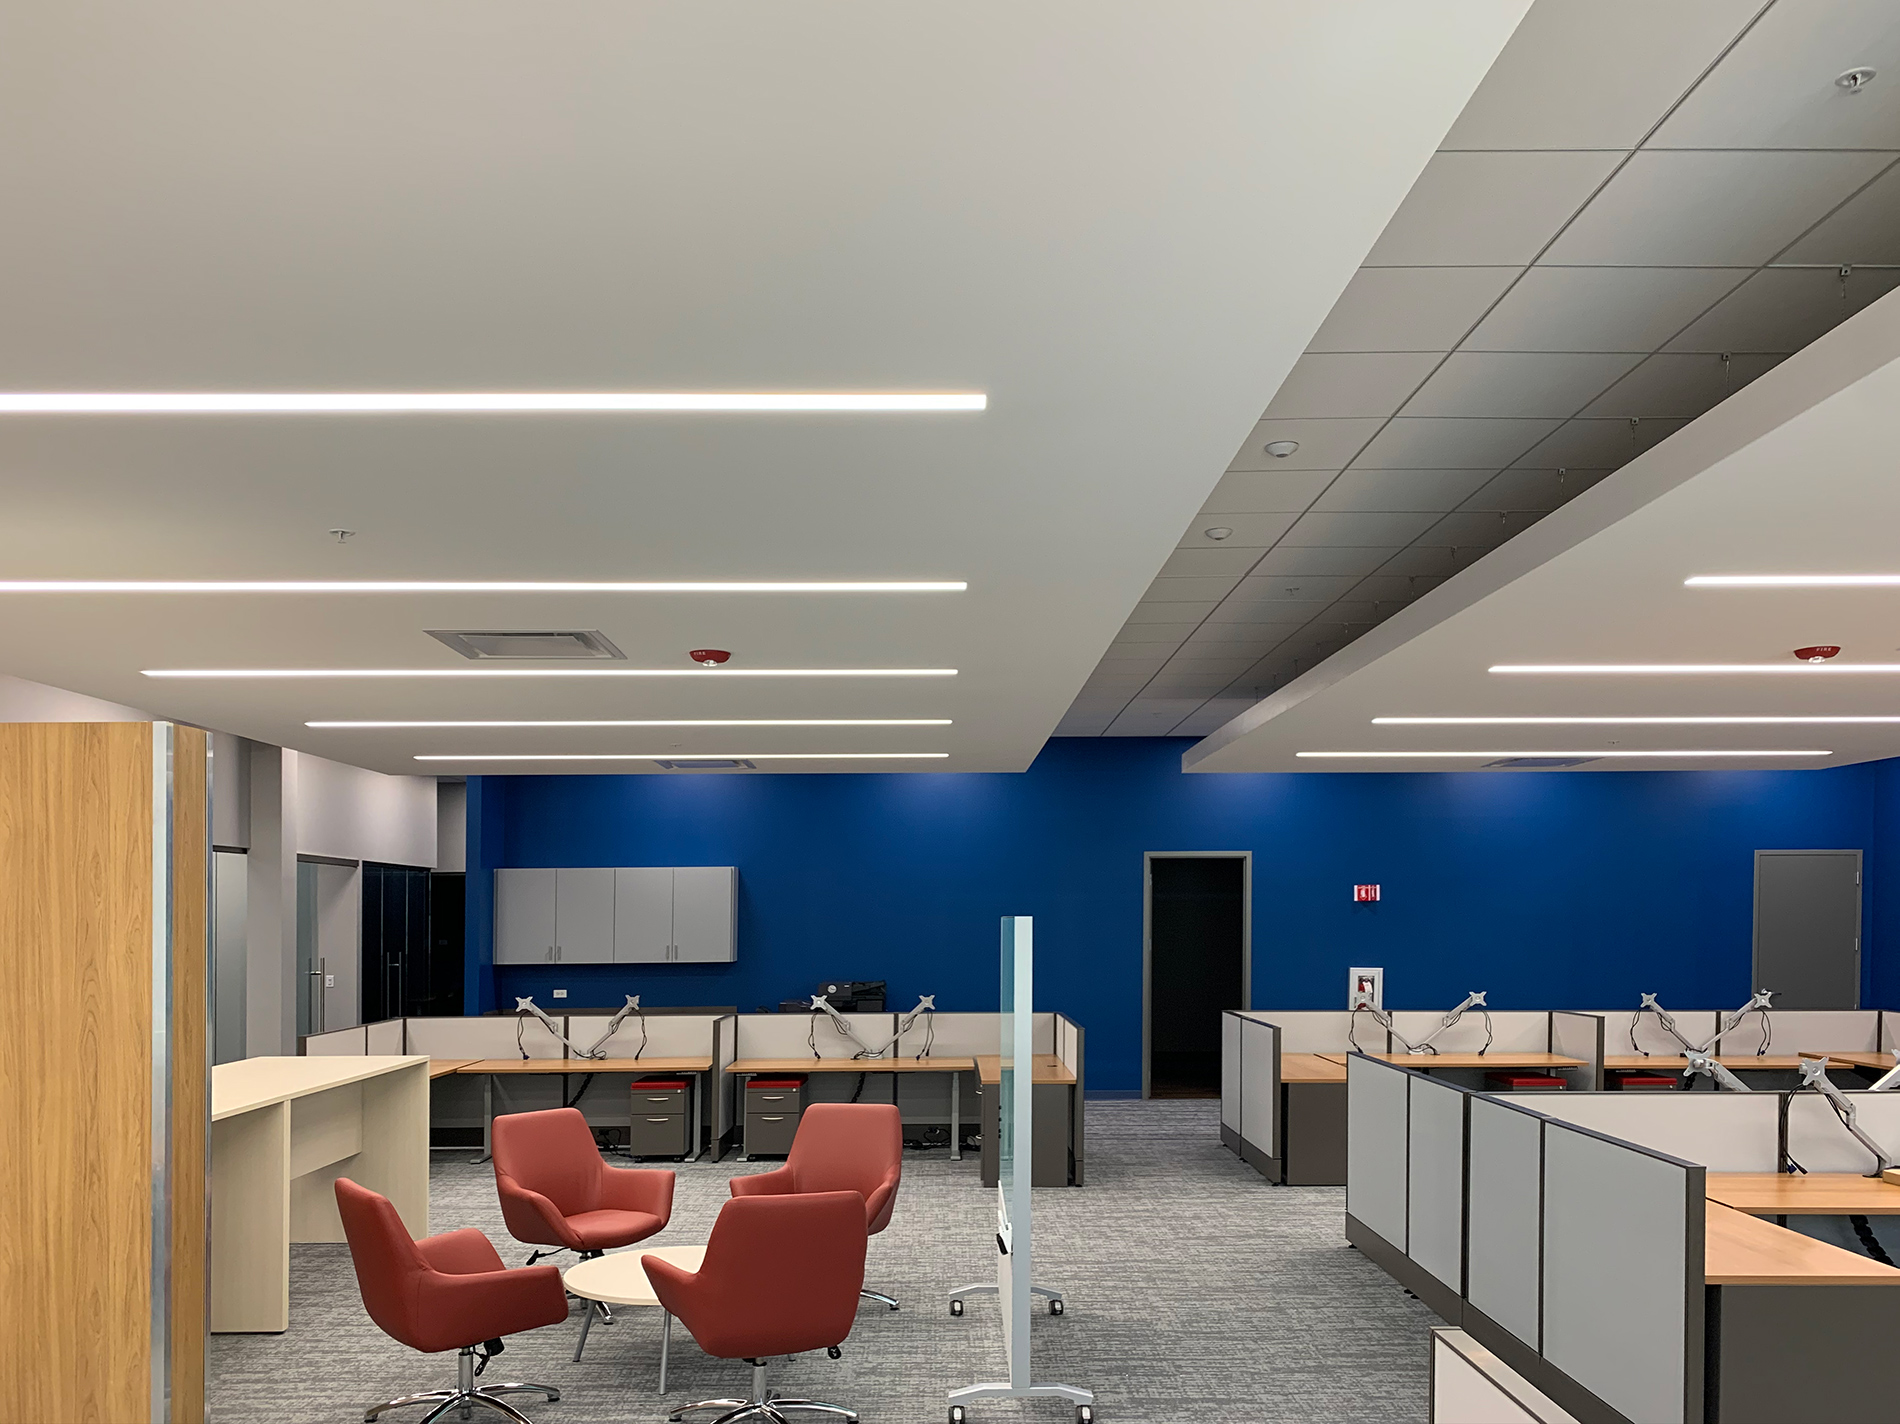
[1349,967,1383,1011]
[552,989,568,999]
[323,974,335,989]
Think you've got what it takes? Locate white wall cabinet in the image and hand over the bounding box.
[497,866,737,965]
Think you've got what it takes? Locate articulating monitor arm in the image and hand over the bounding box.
[1362,992,1489,1055]
[577,995,644,1060]
[809,993,937,1059]
[1698,990,1775,1055]
[1637,994,1698,1053]
[1682,1049,1754,1093]
[513,995,589,1058]
[1798,1056,1895,1173]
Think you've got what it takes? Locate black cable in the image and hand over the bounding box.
[517,1014,528,1060]
[630,1004,648,1062]
[1348,1005,1377,1054]
[850,1072,867,1103]
[1477,1010,1493,1056]
[562,1074,596,1109]
[809,1010,821,1060]
[1853,1214,1895,1265]
[915,1010,936,1062]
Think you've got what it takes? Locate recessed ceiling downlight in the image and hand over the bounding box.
[1263,440,1300,459]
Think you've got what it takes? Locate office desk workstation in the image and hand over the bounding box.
[1354,1049,1900,1423]
[1222,1007,1603,1185]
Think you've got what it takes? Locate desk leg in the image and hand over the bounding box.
[952,1070,962,1162]
[472,1073,494,1165]
[691,1073,704,1162]
[738,1073,751,1161]
[660,1311,672,1394]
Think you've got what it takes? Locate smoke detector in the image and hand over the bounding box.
[427,629,625,660]
[1793,645,1841,663]
[1203,526,1234,541]
[1263,440,1300,459]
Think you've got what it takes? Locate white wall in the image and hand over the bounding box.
[296,750,437,867]
[436,779,466,872]
[210,730,250,848]
[0,671,150,722]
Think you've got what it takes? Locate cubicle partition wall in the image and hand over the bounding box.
[1385,1009,1553,1057]
[713,1014,739,1149]
[1220,1011,1281,1177]
[1590,1010,1719,1059]
[302,1025,371,1056]
[1055,1012,1086,1184]
[1716,1009,1876,1057]
[1349,1055,1707,1424]
[1548,1013,1604,1090]
[365,1018,404,1054]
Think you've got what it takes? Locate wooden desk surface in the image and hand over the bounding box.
[1365,1052,1585,1070]
[429,1059,477,1080]
[1825,1052,1895,1071]
[1705,1201,1900,1285]
[974,1054,1077,1086]
[1604,1054,1855,1071]
[1283,1052,1348,1083]
[726,1056,975,1075]
[462,1056,714,1075]
[213,1055,428,1120]
[1707,1173,1900,1216]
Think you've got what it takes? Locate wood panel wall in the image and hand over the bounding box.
[0,723,209,1423]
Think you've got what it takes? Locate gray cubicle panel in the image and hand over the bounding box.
[1385,1010,1552,1056]
[1785,1089,1900,1174]
[1883,1011,1900,1055]
[1054,1013,1085,1185]
[302,1025,369,1055]
[365,1018,404,1054]
[1526,1092,1779,1172]
[1467,1096,1542,1352]
[1408,1073,1467,1295]
[1715,1009,1876,1057]
[713,1014,738,1147]
[1220,1011,1281,1178]
[1548,1013,1604,1090]
[1346,1055,1409,1254]
[1262,1009,1377,1053]
[1591,1010,1719,1059]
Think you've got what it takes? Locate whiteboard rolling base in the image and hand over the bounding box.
[946,1282,1065,1316]
[947,1384,1094,1423]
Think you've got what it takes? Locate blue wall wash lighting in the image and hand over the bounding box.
[467,737,1900,1092]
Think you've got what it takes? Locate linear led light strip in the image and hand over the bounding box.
[143,667,956,679]
[0,392,986,414]
[1297,750,1830,759]
[1687,575,1900,586]
[1376,716,1900,725]
[414,752,949,762]
[311,718,952,729]
[0,580,966,593]
[1493,664,1900,674]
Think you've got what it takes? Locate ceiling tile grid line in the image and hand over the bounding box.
[1063,0,1900,738]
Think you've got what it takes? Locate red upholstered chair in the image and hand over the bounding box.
[643,1191,866,1423]
[335,1177,566,1424]
[730,1102,904,1310]
[492,1106,676,1329]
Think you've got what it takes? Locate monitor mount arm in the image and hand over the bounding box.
[809,993,936,1060]
[1360,992,1488,1055]
[1640,990,1774,1055]
[576,995,643,1060]
[513,995,589,1059]
[1682,1048,1753,1093]
[1868,1060,1900,1093]
[1798,1056,1894,1173]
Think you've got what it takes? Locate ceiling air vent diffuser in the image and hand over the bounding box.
[1483,756,1599,769]
[654,759,757,771]
[427,629,625,661]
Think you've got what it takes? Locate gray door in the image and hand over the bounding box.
[1754,850,1862,1009]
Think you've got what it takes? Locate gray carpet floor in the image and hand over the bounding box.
[209,1100,1436,1424]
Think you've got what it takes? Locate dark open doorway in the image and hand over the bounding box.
[1145,854,1247,1098]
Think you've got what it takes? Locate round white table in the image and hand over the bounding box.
[564,1245,706,1392]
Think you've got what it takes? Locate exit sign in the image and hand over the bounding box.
[1353,884,1381,903]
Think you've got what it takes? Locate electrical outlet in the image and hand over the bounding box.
[324,974,335,989]
[552,989,568,999]
[1349,967,1383,1011]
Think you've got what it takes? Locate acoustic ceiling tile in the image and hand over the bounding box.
[1307,266,1522,353]
[1465,467,1610,512]
[1365,150,1625,266]
[1373,545,1468,578]
[1664,266,1900,353]
[1112,623,1199,644]
[1542,150,1893,266]
[1186,622,1298,644]
[1127,600,1220,623]
[1510,416,1689,469]
[1251,546,1402,577]
[1170,699,1260,737]
[1226,418,1383,472]
[1280,509,1442,547]
[1432,509,1545,544]
[1353,416,1560,469]
[1649,2,1900,150]
[1582,351,1789,419]
[1262,351,1445,419]
[1781,164,1900,266]
[1401,351,1643,418]
[1157,547,1265,579]
[1441,0,1766,150]
[1199,469,1336,514]
[1464,266,1749,353]
[1143,575,1241,602]
[1311,468,1498,513]
[1229,573,1364,604]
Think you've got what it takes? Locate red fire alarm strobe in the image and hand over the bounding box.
[1353,884,1381,903]
[689,649,732,666]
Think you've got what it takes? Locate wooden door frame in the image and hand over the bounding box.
[1142,850,1252,1100]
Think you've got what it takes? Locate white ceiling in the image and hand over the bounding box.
[1184,274,1900,773]
[1063,0,1900,740]
[0,1,1534,775]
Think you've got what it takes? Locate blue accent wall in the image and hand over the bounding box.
[469,738,1887,1090]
